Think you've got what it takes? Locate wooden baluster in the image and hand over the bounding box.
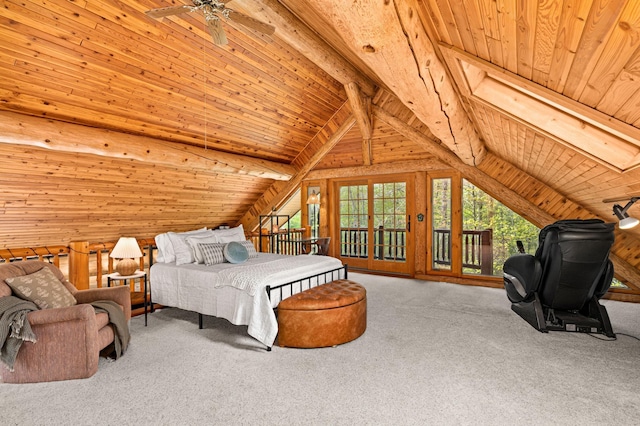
[69,241,90,290]
[96,248,103,288]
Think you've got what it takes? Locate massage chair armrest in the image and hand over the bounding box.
[594,259,614,299]
[26,303,97,326]
[503,254,542,303]
[73,286,131,321]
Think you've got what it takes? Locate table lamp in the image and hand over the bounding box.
[110,237,143,276]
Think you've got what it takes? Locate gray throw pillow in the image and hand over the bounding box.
[199,243,227,266]
[237,240,258,258]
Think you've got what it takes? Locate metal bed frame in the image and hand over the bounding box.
[197,264,348,350]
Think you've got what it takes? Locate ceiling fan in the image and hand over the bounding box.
[145,0,276,45]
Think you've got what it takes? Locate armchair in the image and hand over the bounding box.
[503,219,616,337]
[0,260,131,383]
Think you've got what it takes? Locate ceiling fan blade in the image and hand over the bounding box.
[145,5,193,19]
[227,10,275,35]
[207,18,228,45]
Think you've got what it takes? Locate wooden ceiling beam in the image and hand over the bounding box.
[229,0,376,96]
[0,111,295,181]
[344,82,373,165]
[237,104,356,231]
[310,0,486,166]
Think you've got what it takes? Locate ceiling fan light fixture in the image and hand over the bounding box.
[145,0,275,46]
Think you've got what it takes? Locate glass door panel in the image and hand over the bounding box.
[372,182,407,264]
[339,184,369,268]
[337,177,412,274]
[432,177,452,271]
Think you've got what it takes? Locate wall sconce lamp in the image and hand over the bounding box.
[110,237,143,276]
[307,190,320,205]
[604,197,640,229]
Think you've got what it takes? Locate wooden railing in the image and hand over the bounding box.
[0,238,157,292]
[339,226,407,261]
[337,227,494,274]
[249,228,307,255]
[340,228,369,259]
[434,229,493,275]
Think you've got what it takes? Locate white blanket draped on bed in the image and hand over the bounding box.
[150,254,344,347]
[216,255,337,296]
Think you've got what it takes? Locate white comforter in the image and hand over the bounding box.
[150,254,344,347]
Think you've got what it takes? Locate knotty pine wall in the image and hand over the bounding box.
[0,143,272,247]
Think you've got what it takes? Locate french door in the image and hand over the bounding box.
[335,175,413,274]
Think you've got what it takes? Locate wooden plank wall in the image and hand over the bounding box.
[0,143,271,247]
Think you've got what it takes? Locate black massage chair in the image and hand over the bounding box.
[503,219,616,337]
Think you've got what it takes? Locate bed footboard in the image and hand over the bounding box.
[265,264,348,305]
[195,263,348,351]
[262,264,347,351]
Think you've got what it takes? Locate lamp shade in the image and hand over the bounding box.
[307,190,320,205]
[110,237,143,259]
[619,216,640,230]
[613,203,640,230]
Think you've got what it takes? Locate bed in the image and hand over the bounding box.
[149,226,346,349]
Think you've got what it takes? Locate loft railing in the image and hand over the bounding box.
[0,238,157,292]
[433,228,493,275]
[249,228,307,255]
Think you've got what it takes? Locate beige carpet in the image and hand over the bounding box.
[2,272,640,425]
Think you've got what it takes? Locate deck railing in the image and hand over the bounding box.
[337,227,493,274]
[339,226,407,261]
[433,229,493,275]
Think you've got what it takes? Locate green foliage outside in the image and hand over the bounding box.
[462,179,539,276]
[288,211,301,229]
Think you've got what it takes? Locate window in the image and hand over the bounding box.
[336,176,413,274]
[431,177,452,271]
[339,184,368,259]
[462,179,538,277]
[373,182,407,262]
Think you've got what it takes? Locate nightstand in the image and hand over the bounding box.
[106,270,150,326]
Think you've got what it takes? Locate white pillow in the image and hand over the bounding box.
[155,227,209,263]
[154,233,171,263]
[186,234,220,264]
[212,224,245,243]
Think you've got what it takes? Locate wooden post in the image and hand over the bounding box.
[69,241,90,290]
[260,228,270,253]
[480,229,494,276]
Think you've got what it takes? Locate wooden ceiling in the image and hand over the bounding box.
[4,0,640,288]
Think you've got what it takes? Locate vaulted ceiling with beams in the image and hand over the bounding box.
[3,0,640,291]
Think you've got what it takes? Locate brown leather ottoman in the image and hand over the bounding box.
[276,280,367,348]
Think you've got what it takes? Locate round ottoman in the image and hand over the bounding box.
[276,279,367,348]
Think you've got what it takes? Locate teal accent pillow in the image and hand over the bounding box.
[223,241,249,264]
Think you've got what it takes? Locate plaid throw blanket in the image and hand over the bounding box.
[0,296,37,371]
